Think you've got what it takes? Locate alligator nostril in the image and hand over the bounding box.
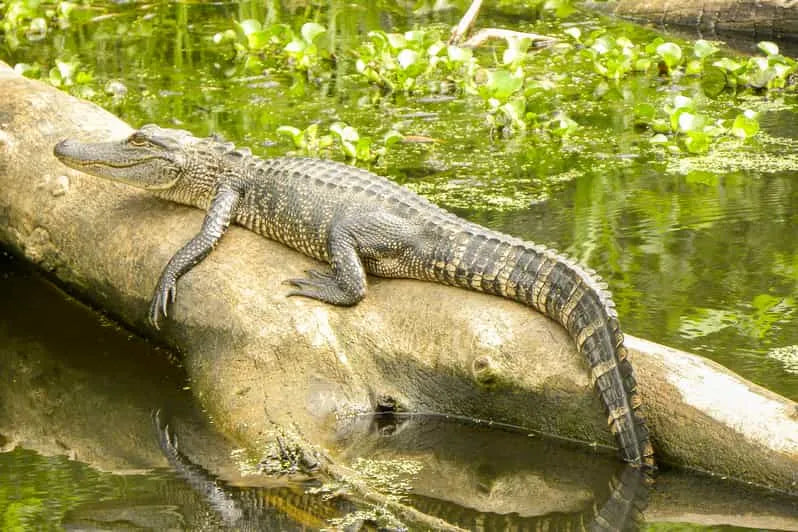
[53,139,70,158]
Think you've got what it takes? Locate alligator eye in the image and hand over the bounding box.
[128,132,149,146]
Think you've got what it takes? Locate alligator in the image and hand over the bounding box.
[53,125,655,469]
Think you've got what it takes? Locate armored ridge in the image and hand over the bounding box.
[54,125,655,468]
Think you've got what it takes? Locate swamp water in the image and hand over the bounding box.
[1,0,797,529]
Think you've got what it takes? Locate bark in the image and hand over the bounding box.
[1,62,796,494]
[589,0,798,43]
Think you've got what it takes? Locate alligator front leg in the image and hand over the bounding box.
[150,185,240,328]
[287,212,419,306]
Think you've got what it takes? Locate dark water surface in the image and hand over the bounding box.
[1,0,797,529]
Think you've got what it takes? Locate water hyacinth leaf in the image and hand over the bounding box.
[284,39,306,54]
[656,42,682,68]
[634,102,656,122]
[701,66,727,97]
[447,45,471,63]
[500,98,526,129]
[677,111,704,133]
[276,126,304,147]
[330,122,359,142]
[236,19,261,37]
[731,111,759,138]
[405,30,426,43]
[386,32,407,50]
[758,41,779,57]
[484,69,523,101]
[670,107,689,131]
[55,59,77,81]
[301,22,326,44]
[247,30,271,50]
[685,59,703,76]
[713,57,742,73]
[244,55,263,72]
[212,29,237,45]
[383,130,405,147]
[563,27,581,41]
[693,39,719,59]
[26,17,47,40]
[341,140,357,159]
[355,138,372,161]
[684,131,710,153]
[427,41,445,57]
[634,58,652,72]
[672,94,694,110]
[644,36,665,55]
[591,36,613,55]
[397,48,419,70]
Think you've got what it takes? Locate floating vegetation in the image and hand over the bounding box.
[767,345,798,375]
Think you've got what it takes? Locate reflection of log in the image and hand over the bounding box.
[0,62,796,496]
[588,0,798,43]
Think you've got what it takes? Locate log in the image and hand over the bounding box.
[588,0,798,43]
[1,62,796,494]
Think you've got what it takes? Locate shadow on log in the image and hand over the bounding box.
[0,62,796,501]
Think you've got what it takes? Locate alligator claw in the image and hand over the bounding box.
[149,276,178,330]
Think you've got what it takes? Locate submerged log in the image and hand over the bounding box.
[0,62,796,494]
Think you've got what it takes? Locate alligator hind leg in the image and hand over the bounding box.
[287,211,420,306]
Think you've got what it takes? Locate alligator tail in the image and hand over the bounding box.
[432,231,655,467]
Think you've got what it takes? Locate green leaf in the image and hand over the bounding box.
[700,66,727,97]
[685,59,703,75]
[563,27,581,41]
[672,94,694,110]
[713,57,742,73]
[656,42,682,69]
[634,102,656,122]
[731,111,759,138]
[447,45,472,63]
[276,126,303,147]
[212,29,237,45]
[397,48,419,70]
[404,30,426,43]
[483,69,523,102]
[758,41,779,56]
[385,32,407,50]
[330,122,359,142]
[693,39,719,59]
[247,30,270,50]
[236,19,262,37]
[383,130,405,147]
[355,138,372,161]
[283,39,306,54]
[684,131,710,154]
[301,22,326,44]
[677,111,704,133]
[243,54,264,72]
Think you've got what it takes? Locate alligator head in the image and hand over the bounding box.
[53,125,197,190]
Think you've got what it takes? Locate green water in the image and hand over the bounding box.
[1,0,797,529]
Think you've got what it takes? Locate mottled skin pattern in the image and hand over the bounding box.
[54,125,655,469]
